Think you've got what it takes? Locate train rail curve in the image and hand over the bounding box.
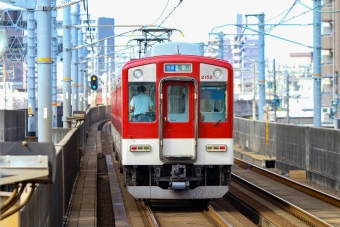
[136,199,233,227]
[232,158,340,227]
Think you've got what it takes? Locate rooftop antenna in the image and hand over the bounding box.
[175,44,180,55]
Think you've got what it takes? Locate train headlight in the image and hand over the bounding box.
[206,144,227,152]
[213,69,222,78]
[133,69,143,78]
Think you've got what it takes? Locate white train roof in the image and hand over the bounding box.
[143,42,203,57]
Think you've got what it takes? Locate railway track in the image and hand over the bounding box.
[101,123,340,226]
[136,199,233,227]
[231,158,340,227]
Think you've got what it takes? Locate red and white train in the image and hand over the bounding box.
[110,42,233,199]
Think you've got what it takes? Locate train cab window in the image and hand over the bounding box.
[129,82,156,122]
[200,82,227,122]
[167,85,188,122]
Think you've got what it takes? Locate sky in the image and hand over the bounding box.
[0,0,315,64]
[78,0,315,64]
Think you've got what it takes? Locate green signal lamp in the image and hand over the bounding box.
[90,75,98,90]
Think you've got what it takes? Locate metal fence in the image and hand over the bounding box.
[18,105,111,227]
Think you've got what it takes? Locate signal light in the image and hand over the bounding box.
[90,75,98,90]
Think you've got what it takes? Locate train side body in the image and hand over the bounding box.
[111,42,233,199]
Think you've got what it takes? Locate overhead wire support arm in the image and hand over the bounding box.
[73,24,159,28]
[53,0,83,10]
[71,26,182,51]
[237,24,313,49]
[71,28,144,51]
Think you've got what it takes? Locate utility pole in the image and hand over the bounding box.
[2,56,7,110]
[257,13,266,121]
[36,0,52,142]
[252,63,257,120]
[218,32,224,60]
[27,9,36,136]
[333,72,338,129]
[91,51,96,106]
[52,0,58,128]
[103,39,108,105]
[273,59,277,122]
[286,70,290,124]
[313,0,322,126]
[62,2,72,128]
[78,26,84,111]
[71,3,79,112]
[108,57,112,105]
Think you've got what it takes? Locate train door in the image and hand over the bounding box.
[159,77,198,163]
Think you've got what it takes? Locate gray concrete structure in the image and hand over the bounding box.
[234,117,340,191]
[0,109,26,142]
[16,105,110,227]
[0,105,107,221]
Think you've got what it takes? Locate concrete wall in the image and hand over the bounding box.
[0,109,26,142]
[19,147,63,227]
[234,117,340,191]
[234,100,254,117]
[19,105,111,227]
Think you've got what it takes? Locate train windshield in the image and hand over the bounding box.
[167,85,188,122]
[128,82,156,122]
[200,82,227,122]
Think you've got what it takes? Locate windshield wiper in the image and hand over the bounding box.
[213,117,224,126]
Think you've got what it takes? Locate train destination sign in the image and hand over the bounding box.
[164,64,192,73]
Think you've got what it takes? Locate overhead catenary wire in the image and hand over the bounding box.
[217,0,330,54]
[152,0,170,25]
[157,0,183,28]
[297,0,340,13]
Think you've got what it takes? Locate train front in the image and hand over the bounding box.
[115,42,233,199]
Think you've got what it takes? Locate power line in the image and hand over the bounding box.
[158,0,183,28]
[297,0,340,13]
[152,0,170,25]
[267,0,298,31]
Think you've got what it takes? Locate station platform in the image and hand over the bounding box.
[233,146,275,168]
[65,120,128,227]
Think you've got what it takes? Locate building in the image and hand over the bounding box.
[321,0,340,121]
[81,16,115,83]
[0,9,26,87]
[233,14,259,100]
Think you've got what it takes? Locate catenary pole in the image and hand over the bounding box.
[273,59,277,122]
[108,57,112,105]
[84,55,89,110]
[258,13,266,121]
[252,62,257,120]
[52,0,58,127]
[36,0,52,142]
[333,72,338,129]
[218,32,224,60]
[78,21,84,111]
[62,2,72,128]
[103,39,108,105]
[71,3,79,112]
[313,0,322,126]
[26,9,36,137]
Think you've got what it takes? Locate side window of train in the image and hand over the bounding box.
[200,82,227,122]
[167,85,188,122]
[129,82,156,122]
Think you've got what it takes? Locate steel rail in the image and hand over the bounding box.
[204,205,234,227]
[136,200,159,227]
[233,158,334,227]
[234,158,340,208]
